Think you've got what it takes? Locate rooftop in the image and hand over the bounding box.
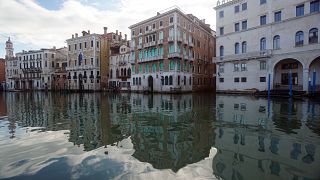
[214,0,243,10]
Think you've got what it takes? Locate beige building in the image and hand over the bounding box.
[214,0,320,93]
[66,28,128,91]
[129,7,216,93]
[108,44,132,91]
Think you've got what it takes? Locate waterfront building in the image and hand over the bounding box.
[214,0,320,92]
[66,28,127,91]
[4,38,67,90]
[108,44,132,91]
[129,7,216,93]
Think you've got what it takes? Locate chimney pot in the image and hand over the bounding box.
[116,30,118,35]
[75,33,78,38]
[72,34,74,39]
[88,30,90,34]
[103,27,108,34]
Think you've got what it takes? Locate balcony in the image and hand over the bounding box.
[168,53,182,59]
[66,65,96,71]
[130,46,135,51]
[184,55,189,60]
[177,37,182,43]
[22,67,42,73]
[183,39,188,45]
[144,41,156,48]
[138,55,164,63]
[137,44,142,50]
[189,42,194,47]
[168,37,174,42]
[213,50,273,63]
[189,56,194,61]
[158,39,164,45]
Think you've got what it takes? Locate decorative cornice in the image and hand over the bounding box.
[214,0,243,10]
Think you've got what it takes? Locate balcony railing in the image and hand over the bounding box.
[168,53,182,59]
[138,44,143,49]
[184,55,189,60]
[189,42,194,47]
[158,39,164,45]
[66,65,96,71]
[183,39,188,45]
[168,37,174,42]
[177,37,182,43]
[144,41,156,48]
[139,55,164,63]
[22,67,42,73]
[213,50,273,63]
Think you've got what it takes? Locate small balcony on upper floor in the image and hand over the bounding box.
[168,37,174,43]
[168,52,182,59]
[177,37,182,43]
[137,44,143,50]
[22,67,42,73]
[138,54,164,63]
[144,41,157,48]
[189,41,194,47]
[183,39,188,45]
[213,50,273,64]
[158,39,164,45]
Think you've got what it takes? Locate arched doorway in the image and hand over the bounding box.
[309,56,320,92]
[273,59,303,91]
[148,76,153,92]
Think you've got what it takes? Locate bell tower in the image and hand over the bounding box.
[5,37,14,59]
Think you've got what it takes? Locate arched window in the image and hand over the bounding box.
[116,69,119,78]
[110,69,113,78]
[273,35,280,50]
[295,31,304,46]
[242,41,247,53]
[169,76,173,85]
[260,38,266,51]
[165,76,168,85]
[309,28,318,44]
[124,68,127,76]
[220,46,224,57]
[128,68,131,77]
[235,43,240,54]
[133,78,135,85]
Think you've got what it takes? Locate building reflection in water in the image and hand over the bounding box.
[213,96,320,180]
[1,93,320,178]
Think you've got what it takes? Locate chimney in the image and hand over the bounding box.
[120,32,122,39]
[125,34,127,41]
[72,34,74,39]
[116,30,118,35]
[88,30,90,34]
[53,46,56,50]
[103,27,108,34]
[82,31,86,36]
[75,33,78,38]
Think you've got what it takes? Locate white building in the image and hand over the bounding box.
[5,38,67,90]
[108,45,132,91]
[214,0,320,92]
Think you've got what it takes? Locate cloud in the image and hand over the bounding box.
[0,0,217,58]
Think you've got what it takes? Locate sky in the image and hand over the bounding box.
[0,0,217,58]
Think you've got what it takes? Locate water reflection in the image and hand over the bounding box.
[213,96,320,180]
[0,93,319,179]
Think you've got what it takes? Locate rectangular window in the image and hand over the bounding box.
[260,15,267,25]
[260,0,266,5]
[235,23,240,32]
[219,64,224,73]
[242,2,247,11]
[260,61,267,70]
[296,4,304,17]
[242,20,247,30]
[274,11,282,22]
[159,21,163,27]
[84,42,87,48]
[241,63,247,71]
[234,63,239,72]
[91,40,93,47]
[220,27,224,35]
[234,77,240,83]
[68,45,71,51]
[260,77,266,82]
[152,23,156,29]
[219,11,224,18]
[159,61,164,71]
[79,43,82,49]
[219,78,224,83]
[170,17,174,23]
[241,77,247,82]
[235,5,240,13]
[310,0,319,13]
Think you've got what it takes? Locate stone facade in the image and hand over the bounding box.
[129,7,216,93]
[5,38,67,91]
[214,0,320,92]
[109,44,132,91]
[66,28,128,91]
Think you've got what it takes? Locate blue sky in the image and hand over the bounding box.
[0,0,217,58]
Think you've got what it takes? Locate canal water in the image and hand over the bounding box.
[0,92,319,180]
